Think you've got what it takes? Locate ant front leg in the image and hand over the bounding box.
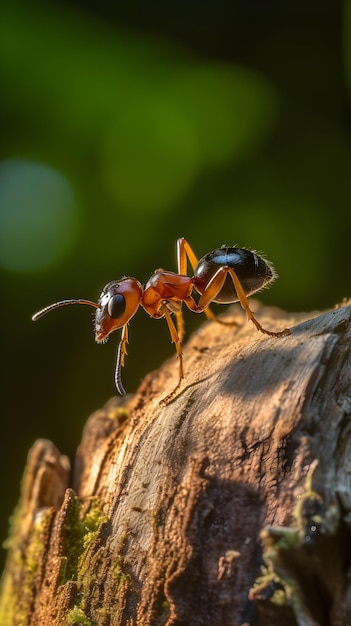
[159,305,184,406]
[198,267,290,337]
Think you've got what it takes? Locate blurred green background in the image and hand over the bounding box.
[1,0,350,571]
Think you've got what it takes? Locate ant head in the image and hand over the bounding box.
[95,278,142,343]
[32,277,142,342]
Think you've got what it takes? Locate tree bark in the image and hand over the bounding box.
[1,301,350,626]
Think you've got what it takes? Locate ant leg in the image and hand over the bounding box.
[159,305,184,407]
[175,308,186,343]
[182,294,236,327]
[177,240,236,327]
[115,324,129,395]
[177,238,200,275]
[197,267,289,337]
[224,268,290,337]
[203,306,238,327]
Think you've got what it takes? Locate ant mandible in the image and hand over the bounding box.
[32,238,290,406]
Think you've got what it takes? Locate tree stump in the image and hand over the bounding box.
[0,301,350,626]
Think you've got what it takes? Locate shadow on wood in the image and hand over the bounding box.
[1,301,350,626]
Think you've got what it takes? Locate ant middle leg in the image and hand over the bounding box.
[177,239,236,327]
[159,305,184,406]
[177,238,200,275]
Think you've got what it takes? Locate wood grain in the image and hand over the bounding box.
[1,301,350,626]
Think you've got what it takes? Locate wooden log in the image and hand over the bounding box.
[0,301,350,626]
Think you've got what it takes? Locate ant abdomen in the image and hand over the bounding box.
[194,247,276,304]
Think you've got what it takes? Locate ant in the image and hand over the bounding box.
[32,238,290,406]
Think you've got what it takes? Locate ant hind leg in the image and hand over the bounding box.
[225,267,290,337]
[203,306,238,327]
[197,267,289,337]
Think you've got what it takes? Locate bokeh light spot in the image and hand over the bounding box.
[167,64,279,165]
[0,159,79,273]
[101,97,200,213]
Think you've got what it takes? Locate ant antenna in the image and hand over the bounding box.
[115,340,127,396]
[32,299,100,321]
[33,297,128,396]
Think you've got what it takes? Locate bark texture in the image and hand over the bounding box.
[1,301,350,626]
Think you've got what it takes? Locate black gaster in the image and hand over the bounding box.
[194,247,274,304]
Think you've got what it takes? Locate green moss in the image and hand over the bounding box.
[57,494,108,587]
[56,492,82,586]
[110,406,130,423]
[66,606,92,625]
[113,561,131,586]
[250,462,339,625]
[0,493,107,625]
[0,508,53,626]
[250,568,287,606]
[82,503,108,549]
[60,497,109,623]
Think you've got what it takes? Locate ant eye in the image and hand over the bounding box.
[108,294,126,319]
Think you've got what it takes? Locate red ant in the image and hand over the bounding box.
[32,238,290,406]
